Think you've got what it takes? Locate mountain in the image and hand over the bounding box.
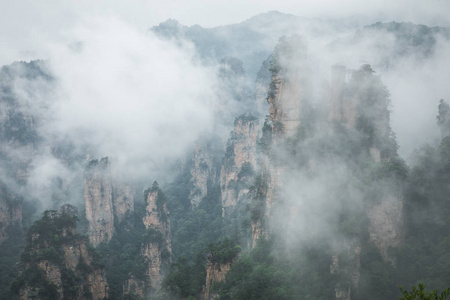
[0,12,450,300]
[151,11,357,80]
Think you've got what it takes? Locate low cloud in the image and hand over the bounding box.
[42,17,216,179]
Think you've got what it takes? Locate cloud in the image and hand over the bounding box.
[40,16,216,180]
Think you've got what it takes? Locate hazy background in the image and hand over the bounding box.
[1,0,450,66]
[1,0,450,166]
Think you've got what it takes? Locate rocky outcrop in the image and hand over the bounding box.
[266,36,311,139]
[202,255,233,300]
[221,115,259,216]
[367,196,403,260]
[16,205,108,300]
[84,157,134,247]
[188,137,222,207]
[123,276,146,299]
[267,70,302,138]
[84,157,115,247]
[142,182,171,293]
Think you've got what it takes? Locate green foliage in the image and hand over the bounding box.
[399,283,450,300]
[11,208,105,299]
[0,223,24,300]
[142,228,164,246]
[258,116,272,153]
[248,174,267,222]
[22,210,79,266]
[96,209,147,299]
[144,181,169,222]
[395,137,450,293]
[217,239,334,300]
[355,242,396,300]
[163,255,206,298]
[163,161,224,298]
[168,178,223,261]
[207,238,241,264]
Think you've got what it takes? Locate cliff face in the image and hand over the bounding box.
[188,137,223,207]
[84,157,115,247]
[84,157,134,247]
[202,255,232,300]
[123,276,146,299]
[246,36,403,300]
[221,115,259,216]
[367,196,404,260]
[267,71,303,138]
[16,205,108,300]
[142,183,171,292]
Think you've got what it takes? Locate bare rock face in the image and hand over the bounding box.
[17,205,108,300]
[266,36,311,140]
[0,185,22,243]
[188,138,222,207]
[367,196,404,260]
[84,157,115,247]
[84,157,134,247]
[221,115,259,216]
[202,255,233,300]
[142,183,171,293]
[123,276,146,299]
[267,71,303,138]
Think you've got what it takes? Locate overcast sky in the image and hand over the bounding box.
[1,0,449,65]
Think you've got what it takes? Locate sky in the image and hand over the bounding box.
[1,0,450,66]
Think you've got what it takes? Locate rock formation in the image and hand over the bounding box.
[15,204,108,300]
[123,276,146,299]
[142,182,172,293]
[202,254,233,300]
[221,115,259,216]
[188,138,222,207]
[84,157,134,247]
[367,196,404,260]
[84,157,115,247]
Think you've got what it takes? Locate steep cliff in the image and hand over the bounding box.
[221,115,259,216]
[84,157,115,247]
[123,276,146,299]
[14,204,108,300]
[202,256,232,300]
[367,195,404,260]
[266,36,311,139]
[142,182,172,293]
[188,138,222,207]
[244,35,404,300]
[250,36,311,247]
[84,157,134,247]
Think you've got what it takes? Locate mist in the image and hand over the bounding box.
[2,3,450,299]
